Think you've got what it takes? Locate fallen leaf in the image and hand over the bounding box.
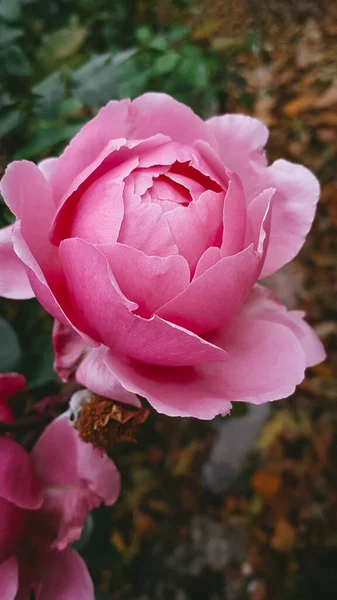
[283,92,318,117]
[251,470,282,500]
[270,518,296,553]
[314,80,337,108]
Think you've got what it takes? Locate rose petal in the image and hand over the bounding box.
[165,189,225,272]
[0,556,19,600]
[50,99,131,206]
[1,162,58,278]
[129,92,213,145]
[101,242,190,317]
[52,322,85,382]
[60,238,228,366]
[76,346,141,407]
[69,174,125,244]
[258,159,320,276]
[0,225,34,300]
[105,350,232,419]
[221,176,247,256]
[32,416,120,552]
[0,373,26,400]
[76,416,121,505]
[157,244,261,334]
[194,247,221,278]
[0,436,42,509]
[38,158,58,182]
[118,180,178,257]
[1,163,97,345]
[242,285,326,367]
[36,548,94,600]
[31,418,78,488]
[50,135,170,245]
[206,115,320,276]
[207,114,268,178]
[106,289,312,417]
[0,500,25,563]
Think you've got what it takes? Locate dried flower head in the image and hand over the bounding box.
[75,395,150,452]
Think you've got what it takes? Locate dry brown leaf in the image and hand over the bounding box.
[313,111,337,126]
[283,92,318,117]
[314,81,337,108]
[271,518,296,553]
[251,470,282,500]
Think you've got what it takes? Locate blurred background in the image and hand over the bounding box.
[0,0,337,598]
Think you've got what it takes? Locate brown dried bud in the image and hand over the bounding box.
[75,395,150,452]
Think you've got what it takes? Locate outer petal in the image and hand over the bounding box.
[129,92,213,146]
[31,417,78,488]
[75,416,121,505]
[207,114,269,179]
[258,159,320,277]
[1,162,68,325]
[60,238,228,366]
[242,285,325,367]
[38,158,58,182]
[106,292,312,418]
[1,163,97,346]
[207,115,320,276]
[52,321,85,382]
[1,162,57,278]
[0,436,42,509]
[101,242,190,317]
[76,346,141,407]
[36,548,94,600]
[206,314,307,404]
[157,245,261,334]
[283,311,325,367]
[105,350,232,419]
[0,556,19,600]
[32,417,120,549]
[50,99,131,206]
[33,416,121,505]
[0,225,34,300]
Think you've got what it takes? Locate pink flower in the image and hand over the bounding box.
[0,409,120,599]
[0,373,26,424]
[0,93,325,418]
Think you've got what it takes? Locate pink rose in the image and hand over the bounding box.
[0,93,325,419]
[0,373,26,423]
[0,401,120,599]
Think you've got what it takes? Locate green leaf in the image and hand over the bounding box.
[148,33,169,52]
[33,72,65,119]
[0,24,22,47]
[0,317,21,372]
[14,121,85,159]
[95,590,111,600]
[153,51,180,75]
[72,54,118,107]
[2,45,31,76]
[0,109,22,137]
[0,0,22,22]
[24,332,55,389]
[135,25,152,44]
